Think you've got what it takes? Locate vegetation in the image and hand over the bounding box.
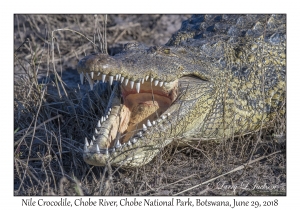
[14,14,286,196]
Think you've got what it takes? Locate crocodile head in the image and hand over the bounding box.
[77,43,215,167]
[76,15,286,167]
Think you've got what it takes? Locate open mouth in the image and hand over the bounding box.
[115,78,178,144]
[77,56,180,165]
[87,74,178,149]
[76,51,211,166]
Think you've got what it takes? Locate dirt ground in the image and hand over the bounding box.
[14,14,286,196]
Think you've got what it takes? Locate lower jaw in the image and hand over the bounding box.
[83,102,176,167]
[84,136,169,167]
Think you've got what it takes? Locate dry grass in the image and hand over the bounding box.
[14,14,286,196]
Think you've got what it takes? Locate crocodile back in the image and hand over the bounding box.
[167,14,286,46]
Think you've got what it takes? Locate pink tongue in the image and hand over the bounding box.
[118,92,171,143]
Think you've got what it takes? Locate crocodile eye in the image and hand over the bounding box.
[164,49,170,54]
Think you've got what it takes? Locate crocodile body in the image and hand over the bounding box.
[77,14,286,167]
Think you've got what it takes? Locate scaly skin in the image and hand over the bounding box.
[77,14,286,167]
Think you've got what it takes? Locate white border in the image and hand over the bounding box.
[4,0,298,209]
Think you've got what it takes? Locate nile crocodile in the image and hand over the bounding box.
[77,14,286,167]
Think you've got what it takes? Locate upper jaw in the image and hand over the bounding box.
[77,52,186,92]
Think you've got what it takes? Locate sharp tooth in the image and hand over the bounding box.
[152,120,156,125]
[90,72,94,79]
[150,77,154,82]
[102,74,106,82]
[115,74,119,80]
[145,75,149,81]
[157,119,162,123]
[106,115,109,119]
[120,76,124,83]
[97,120,101,128]
[109,75,113,85]
[159,81,163,87]
[96,145,100,153]
[127,141,131,146]
[147,119,152,127]
[137,132,142,137]
[97,72,101,76]
[85,137,89,147]
[136,82,140,93]
[164,82,168,86]
[130,81,134,89]
[142,124,147,131]
[80,73,84,85]
[108,111,111,115]
[95,128,100,134]
[154,80,159,86]
[124,78,129,86]
[131,138,137,144]
[141,78,144,84]
[90,140,93,146]
[116,140,121,148]
[93,135,96,141]
[101,116,105,123]
[109,108,112,112]
[118,74,121,80]
[161,115,166,120]
[167,113,171,117]
[86,73,93,90]
[106,148,109,155]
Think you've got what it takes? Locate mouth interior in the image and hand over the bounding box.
[107,80,178,147]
